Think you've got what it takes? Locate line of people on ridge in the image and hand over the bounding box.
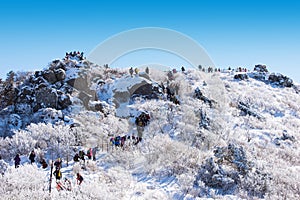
[64,51,84,61]
[110,135,143,147]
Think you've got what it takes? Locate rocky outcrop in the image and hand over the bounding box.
[254,64,268,73]
[78,91,92,108]
[113,76,152,108]
[238,101,263,119]
[55,69,66,81]
[268,73,293,87]
[249,64,269,81]
[198,109,210,129]
[42,70,57,84]
[234,73,248,80]
[35,87,58,109]
[194,87,215,108]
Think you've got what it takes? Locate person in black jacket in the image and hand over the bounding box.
[29,150,35,164]
[14,154,21,168]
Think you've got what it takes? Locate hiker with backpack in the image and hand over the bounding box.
[73,153,80,162]
[76,173,83,185]
[54,158,62,170]
[134,68,139,75]
[87,148,92,160]
[53,168,62,181]
[40,158,48,169]
[79,150,85,161]
[92,147,97,161]
[129,67,133,77]
[29,150,35,164]
[14,154,21,168]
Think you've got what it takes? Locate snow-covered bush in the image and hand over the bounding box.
[0,164,48,199]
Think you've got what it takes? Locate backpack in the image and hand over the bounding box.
[57,170,62,178]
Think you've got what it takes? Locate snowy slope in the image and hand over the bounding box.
[0,61,299,200]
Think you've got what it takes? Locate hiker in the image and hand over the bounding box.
[92,147,97,161]
[79,150,85,161]
[129,67,133,77]
[120,136,126,148]
[53,168,62,181]
[145,67,149,74]
[14,154,21,168]
[54,158,62,170]
[73,153,79,162]
[181,66,185,72]
[134,137,142,145]
[113,136,121,147]
[29,150,35,164]
[40,158,48,169]
[76,173,83,185]
[87,148,92,160]
[134,68,139,75]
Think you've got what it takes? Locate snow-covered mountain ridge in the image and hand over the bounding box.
[0,54,299,199]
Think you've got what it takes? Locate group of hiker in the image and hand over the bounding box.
[52,157,83,191]
[109,112,150,148]
[129,67,139,77]
[12,149,84,190]
[64,51,84,61]
[14,150,36,168]
[73,148,97,163]
[110,135,143,147]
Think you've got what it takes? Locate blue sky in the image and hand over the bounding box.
[0,0,299,82]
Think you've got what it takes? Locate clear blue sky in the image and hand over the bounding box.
[0,0,299,82]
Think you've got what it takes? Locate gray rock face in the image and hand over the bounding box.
[57,92,72,110]
[238,102,263,120]
[67,74,89,93]
[35,87,58,109]
[42,70,57,84]
[78,91,92,108]
[55,69,66,81]
[17,86,34,104]
[113,76,153,109]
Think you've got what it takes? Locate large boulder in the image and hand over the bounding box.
[49,60,67,71]
[57,91,72,109]
[55,69,66,82]
[113,76,152,107]
[35,87,58,109]
[67,76,90,93]
[78,91,92,108]
[42,70,58,84]
[110,76,153,117]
